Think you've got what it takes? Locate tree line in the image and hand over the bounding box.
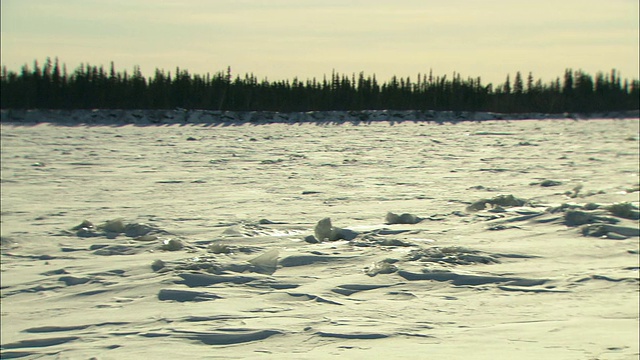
[1,57,638,113]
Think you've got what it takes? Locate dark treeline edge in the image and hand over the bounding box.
[1,58,638,113]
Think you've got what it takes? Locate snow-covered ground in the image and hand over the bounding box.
[2,108,639,125]
[1,117,639,359]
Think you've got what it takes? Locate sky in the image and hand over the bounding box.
[1,0,638,85]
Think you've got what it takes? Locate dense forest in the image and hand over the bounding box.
[1,57,638,113]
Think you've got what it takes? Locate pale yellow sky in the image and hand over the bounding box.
[1,0,638,85]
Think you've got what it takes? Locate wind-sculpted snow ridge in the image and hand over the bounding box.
[3,202,637,356]
[1,108,639,125]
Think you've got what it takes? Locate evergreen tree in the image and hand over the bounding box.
[0,58,638,113]
[503,74,511,94]
[513,71,523,95]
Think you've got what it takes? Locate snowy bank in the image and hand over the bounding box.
[1,108,638,125]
